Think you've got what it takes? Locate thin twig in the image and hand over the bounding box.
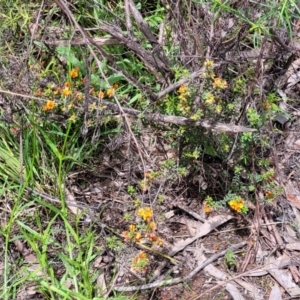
[175,203,206,223]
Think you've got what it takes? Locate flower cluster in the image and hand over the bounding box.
[204,92,215,105]
[264,190,274,199]
[139,171,157,192]
[90,84,119,99]
[203,196,218,213]
[61,82,71,97]
[123,224,142,242]
[132,252,149,272]
[69,67,79,79]
[202,59,215,79]
[137,206,153,222]
[122,206,162,246]
[38,65,121,127]
[201,60,228,115]
[177,85,191,115]
[42,100,55,111]
[213,77,228,90]
[204,202,213,213]
[228,196,248,214]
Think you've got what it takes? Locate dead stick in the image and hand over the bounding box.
[97,97,256,133]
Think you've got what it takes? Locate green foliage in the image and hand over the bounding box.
[224,249,237,269]
[106,236,123,251]
[127,185,136,196]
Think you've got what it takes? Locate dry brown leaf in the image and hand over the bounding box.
[286,243,300,251]
[265,256,300,297]
[283,180,300,209]
[65,187,82,215]
[169,215,233,255]
[177,217,199,236]
[17,285,39,299]
[268,284,282,300]
[164,210,175,219]
[285,59,300,88]
[94,256,103,268]
[286,194,300,210]
[226,283,246,300]
[294,139,300,149]
[96,273,107,297]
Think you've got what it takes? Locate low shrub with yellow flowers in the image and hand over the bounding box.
[200,60,228,117]
[228,196,248,214]
[203,195,220,213]
[177,84,191,115]
[131,251,149,272]
[213,77,228,90]
[122,206,163,247]
[204,193,249,215]
[35,65,121,127]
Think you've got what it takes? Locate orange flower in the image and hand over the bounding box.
[129,224,136,232]
[122,231,130,242]
[156,237,163,246]
[229,197,245,213]
[69,68,79,79]
[135,231,142,242]
[204,202,213,213]
[35,89,42,96]
[178,85,188,94]
[137,252,147,259]
[132,252,149,271]
[53,88,60,95]
[106,88,115,98]
[265,191,273,198]
[112,83,119,89]
[213,77,227,89]
[64,82,71,88]
[145,172,152,179]
[149,232,157,242]
[61,88,71,96]
[137,207,153,222]
[42,100,55,111]
[98,91,104,99]
[149,221,157,230]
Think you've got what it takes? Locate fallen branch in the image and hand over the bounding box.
[113,241,247,292]
[94,97,256,133]
[44,36,122,46]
